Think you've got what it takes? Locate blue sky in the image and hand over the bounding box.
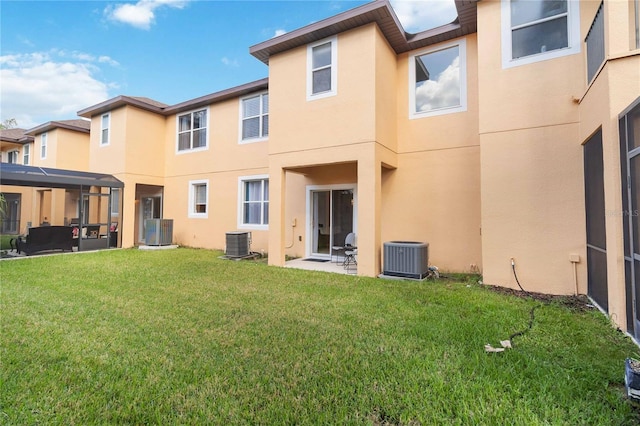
[1,0,457,129]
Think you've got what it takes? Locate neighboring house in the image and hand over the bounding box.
[0,128,34,234]
[2,0,640,339]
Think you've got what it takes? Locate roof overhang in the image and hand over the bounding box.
[0,128,34,144]
[77,95,168,119]
[78,78,269,118]
[25,120,91,136]
[0,163,124,190]
[249,0,478,64]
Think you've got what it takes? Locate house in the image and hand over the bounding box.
[0,128,34,234]
[1,0,639,339]
[1,119,93,233]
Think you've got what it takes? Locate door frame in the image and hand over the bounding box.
[620,97,640,340]
[305,184,357,259]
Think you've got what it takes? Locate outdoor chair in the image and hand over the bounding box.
[344,247,357,273]
[331,232,356,264]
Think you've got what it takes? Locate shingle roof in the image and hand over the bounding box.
[78,79,269,118]
[250,0,478,64]
[0,128,33,144]
[25,119,91,136]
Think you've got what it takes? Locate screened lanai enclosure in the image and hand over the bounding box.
[0,163,124,251]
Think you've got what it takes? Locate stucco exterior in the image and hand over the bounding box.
[2,0,640,337]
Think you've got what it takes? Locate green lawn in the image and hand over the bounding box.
[2,248,639,425]
[0,234,14,251]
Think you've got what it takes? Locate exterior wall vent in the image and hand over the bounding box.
[383,241,429,279]
[226,231,250,257]
[145,219,173,246]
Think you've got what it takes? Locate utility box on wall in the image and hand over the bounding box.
[145,219,173,246]
[383,241,429,279]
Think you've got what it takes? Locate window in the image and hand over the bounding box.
[307,37,337,100]
[22,144,30,165]
[585,2,605,83]
[409,40,467,118]
[238,176,269,229]
[635,0,640,49]
[40,133,47,159]
[101,113,110,145]
[189,180,208,218]
[501,0,581,68]
[7,151,18,164]
[177,109,208,152]
[240,92,269,142]
[110,188,120,215]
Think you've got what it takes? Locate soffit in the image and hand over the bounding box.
[249,0,478,64]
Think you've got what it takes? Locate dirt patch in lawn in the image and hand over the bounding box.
[485,285,595,312]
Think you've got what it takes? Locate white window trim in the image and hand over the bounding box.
[237,174,269,230]
[501,0,581,69]
[409,39,468,119]
[238,91,269,144]
[22,144,30,165]
[188,179,209,219]
[40,133,47,160]
[7,150,19,164]
[307,36,338,101]
[100,113,110,146]
[175,107,210,154]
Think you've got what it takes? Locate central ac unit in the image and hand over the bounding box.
[145,219,173,246]
[383,241,429,279]
[226,231,250,257]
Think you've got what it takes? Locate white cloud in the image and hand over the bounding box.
[0,52,117,129]
[390,0,457,33]
[416,56,460,111]
[273,29,287,38]
[221,57,239,67]
[105,0,188,30]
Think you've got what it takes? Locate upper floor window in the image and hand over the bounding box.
[22,144,30,165]
[240,92,269,143]
[307,37,337,100]
[101,113,110,146]
[40,133,47,159]
[409,39,467,118]
[7,150,18,164]
[188,179,208,218]
[585,2,605,83]
[501,0,581,68]
[238,176,269,229]
[177,108,208,152]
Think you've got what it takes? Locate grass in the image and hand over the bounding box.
[2,248,639,425]
[0,234,14,251]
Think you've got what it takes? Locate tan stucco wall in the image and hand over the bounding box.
[385,34,481,273]
[32,127,89,170]
[268,24,378,155]
[579,0,640,329]
[87,106,166,247]
[163,96,270,252]
[265,24,482,276]
[51,128,89,171]
[477,0,588,295]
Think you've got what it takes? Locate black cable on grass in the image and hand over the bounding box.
[508,259,540,345]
